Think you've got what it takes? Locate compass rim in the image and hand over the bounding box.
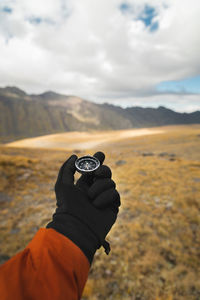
[75,155,100,173]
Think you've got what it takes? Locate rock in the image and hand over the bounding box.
[0,170,6,178]
[193,177,200,182]
[161,249,176,266]
[169,157,176,161]
[17,171,32,181]
[10,228,20,234]
[158,152,176,161]
[142,152,154,156]
[0,254,10,264]
[165,202,173,210]
[105,269,112,275]
[154,196,160,204]
[23,194,32,201]
[121,189,130,195]
[0,192,12,204]
[73,149,82,154]
[115,160,126,166]
[31,226,39,233]
[110,260,117,265]
[159,152,176,158]
[138,170,147,176]
[106,280,118,291]
[133,150,141,154]
[147,221,153,227]
[158,152,169,157]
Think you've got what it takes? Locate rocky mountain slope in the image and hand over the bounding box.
[0,86,199,141]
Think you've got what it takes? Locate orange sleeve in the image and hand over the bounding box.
[0,228,90,300]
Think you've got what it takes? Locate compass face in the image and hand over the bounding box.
[75,156,100,174]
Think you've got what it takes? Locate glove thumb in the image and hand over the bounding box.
[55,155,77,188]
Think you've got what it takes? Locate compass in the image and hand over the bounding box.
[75,155,100,174]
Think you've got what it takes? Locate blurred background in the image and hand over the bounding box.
[0,0,200,299]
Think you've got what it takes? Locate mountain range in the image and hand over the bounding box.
[0,86,199,142]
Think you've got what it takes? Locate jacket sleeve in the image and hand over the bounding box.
[0,228,90,300]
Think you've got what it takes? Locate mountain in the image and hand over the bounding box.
[104,104,200,127]
[0,86,199,142]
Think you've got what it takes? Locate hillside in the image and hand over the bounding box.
[0,86,200,142]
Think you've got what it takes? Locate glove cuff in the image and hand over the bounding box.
[46,213,100,264]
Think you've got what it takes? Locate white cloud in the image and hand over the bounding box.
[91,93,200,113]
[0,0,200,111]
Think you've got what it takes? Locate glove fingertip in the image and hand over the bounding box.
[94,165,112,178]
[93,151,105,165]
[69,154,78,163]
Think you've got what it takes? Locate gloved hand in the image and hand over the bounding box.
[47,151,120,264]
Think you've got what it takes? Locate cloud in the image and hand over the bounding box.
[0,0,199,112]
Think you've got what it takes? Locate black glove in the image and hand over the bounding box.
[47,152,120,264]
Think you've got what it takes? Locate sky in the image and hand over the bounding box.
[0,0,200,112]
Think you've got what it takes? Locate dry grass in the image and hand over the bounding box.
[0,125,200,300]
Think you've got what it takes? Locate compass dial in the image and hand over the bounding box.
[75,156,100,174]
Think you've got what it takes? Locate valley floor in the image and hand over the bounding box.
[0,124,200,300]
[5,127,164,150]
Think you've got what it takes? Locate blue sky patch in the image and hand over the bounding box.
[150,21,159,32]
[28,17,42,25]
[119,3,159,32]
[1,6,12,14]
[157,76,200,94]
[27,17,55,26]
[119,3,132,14]
[138,4,158,31]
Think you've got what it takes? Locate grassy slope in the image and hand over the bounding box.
[0,125,200,300]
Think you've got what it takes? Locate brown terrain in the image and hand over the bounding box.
[0,124,200,300]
